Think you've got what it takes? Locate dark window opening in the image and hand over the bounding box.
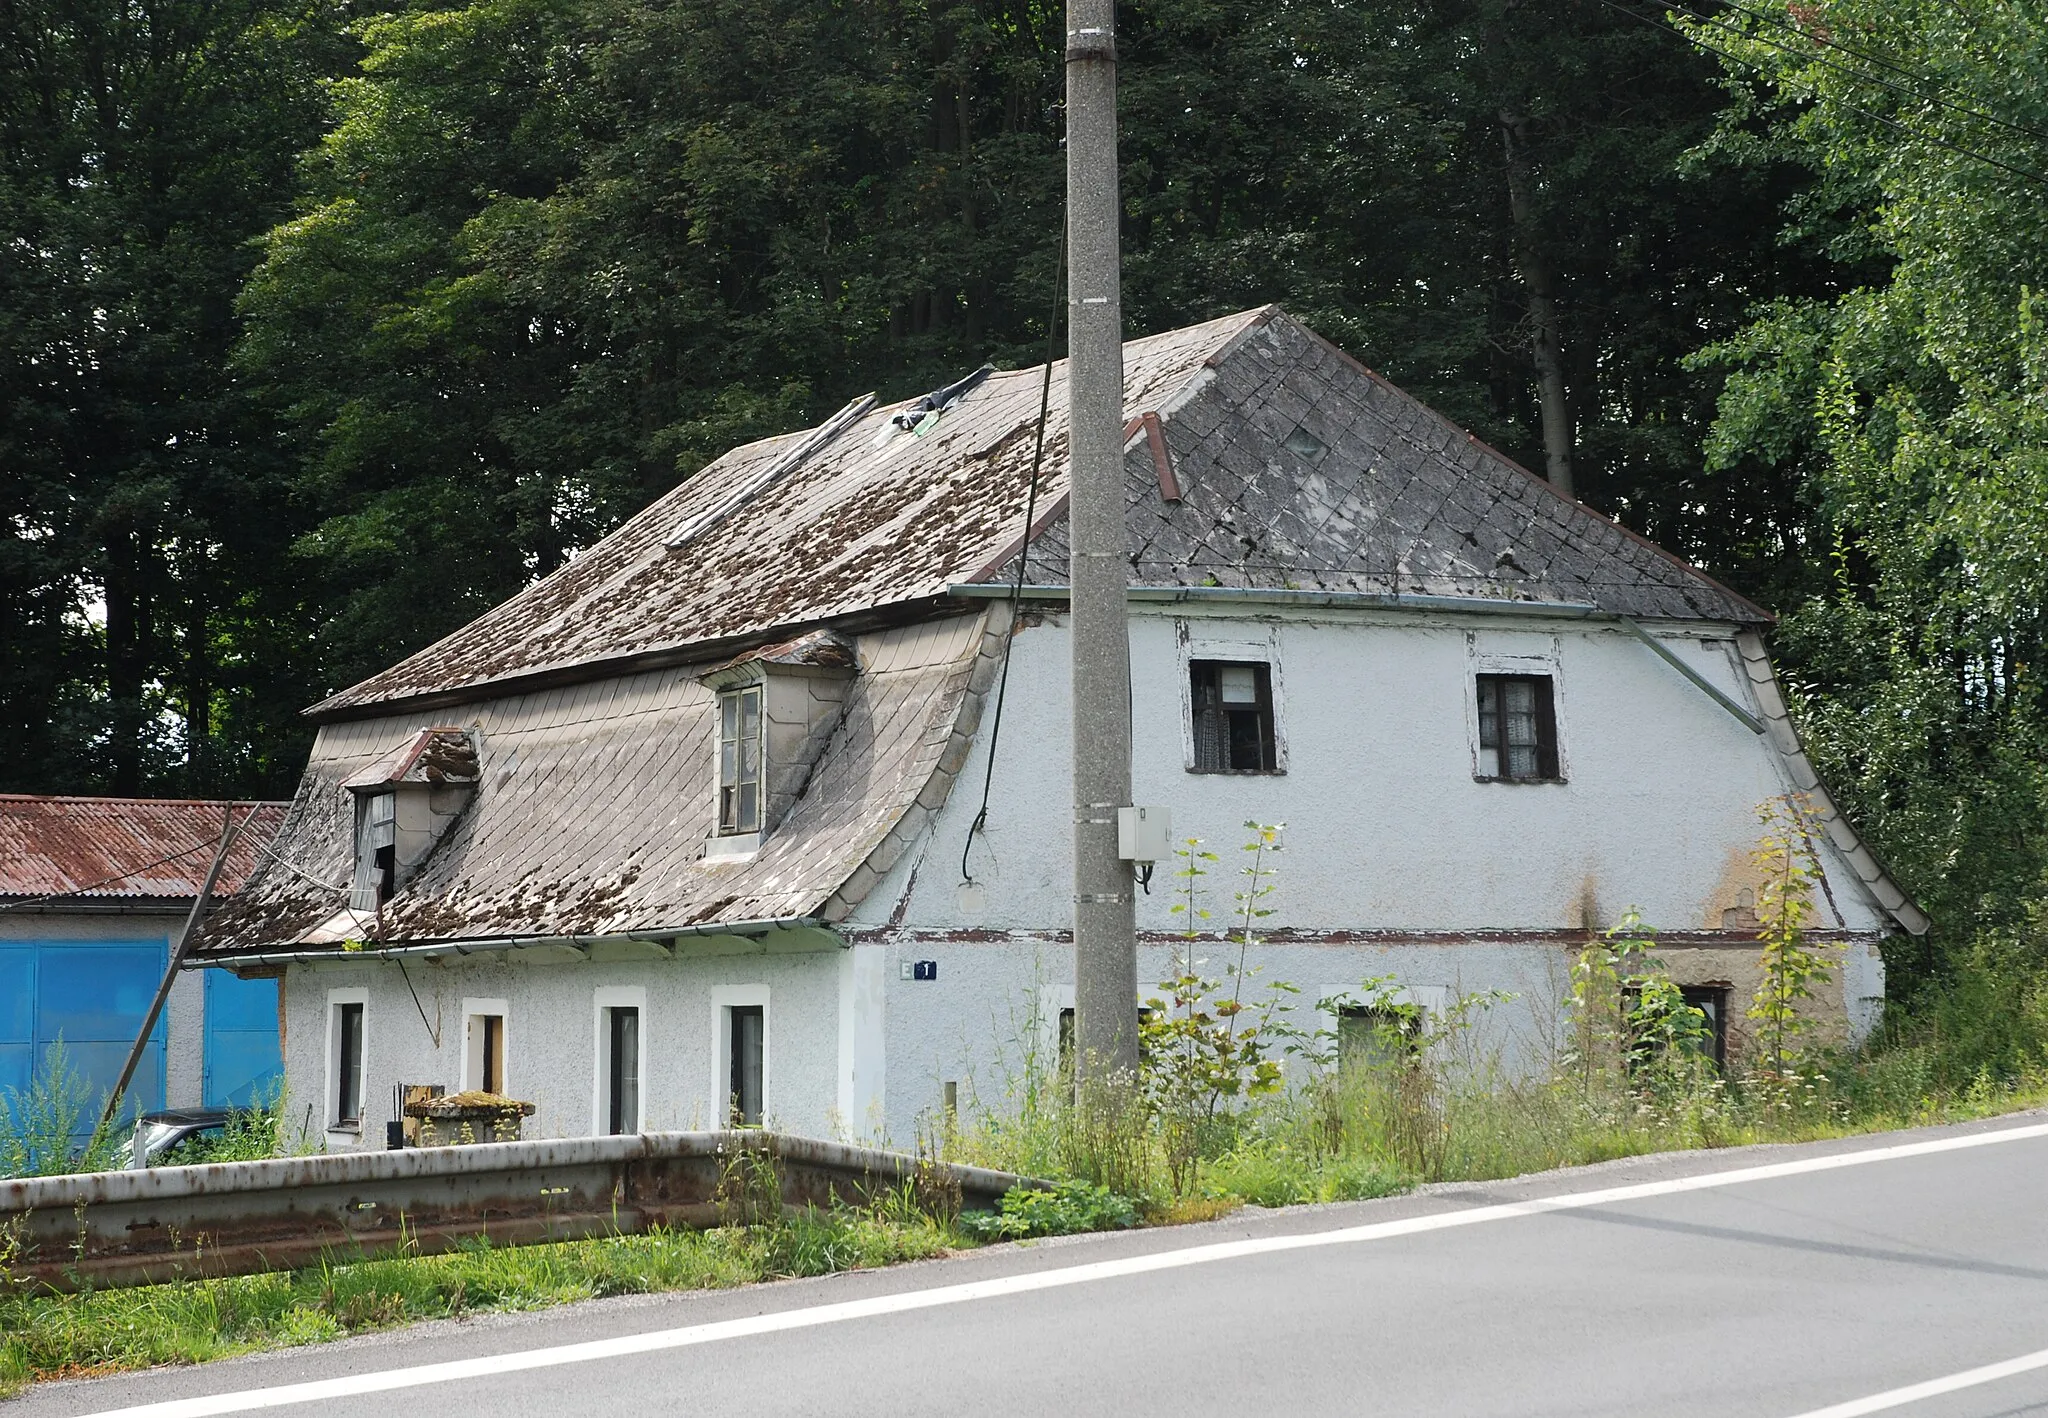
[335,1002,365,1126]
[1190,660,1277,773]
[479,1014,504,1095]
[349,792,397,912]
[1681,986,1729,1069]
[1476,674,1560,781]
[1337,1006,1421,1079]
[607,1007,640,1135]
[728,1005,765,1126]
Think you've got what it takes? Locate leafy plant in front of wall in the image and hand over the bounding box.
[1566,910,1709,1101]
[0,1041,121,1179]
[1749,794,1834,1086]
[959,1180,1142,1240]
[1141,826,1297,1194]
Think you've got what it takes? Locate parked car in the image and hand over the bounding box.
[117,1107,236,1169]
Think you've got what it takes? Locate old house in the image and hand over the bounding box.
[2,796,288,1117]
[195,308,1925,1150]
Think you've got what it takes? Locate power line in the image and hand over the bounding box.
[1665,0,2048,152]
[1593,0,2048,191]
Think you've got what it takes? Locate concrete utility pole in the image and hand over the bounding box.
[1065,0,1139,1079]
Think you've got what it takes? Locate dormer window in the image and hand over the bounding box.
[349,792,396,912]
[339,726,481,918]
[718,686,763,835]
[701,631,857,852]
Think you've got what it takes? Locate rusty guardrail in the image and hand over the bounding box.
[0,1132,1039,1293]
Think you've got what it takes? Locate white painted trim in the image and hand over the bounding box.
[323,987,369,1141]
[710,983,771,1126]
[75,1120,2048,1418]
[458,998,509,1095]
[1464,631,1569,783]
[1174,619,1288,774]
[591,986,648,1136]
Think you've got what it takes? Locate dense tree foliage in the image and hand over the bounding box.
[3,0,2042,979]
[0,0,347,794]
[1685,0,2048,974]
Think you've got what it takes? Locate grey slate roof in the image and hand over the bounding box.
[312,307,1764,722]
[196,613,1001,955]
[201,308,1797,957]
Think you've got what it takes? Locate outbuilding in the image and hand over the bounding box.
[1,795,287,1121]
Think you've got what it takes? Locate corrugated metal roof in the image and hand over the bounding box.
[308,307,1767,724]
[0,796,289,901]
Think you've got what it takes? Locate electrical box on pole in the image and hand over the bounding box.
[1117,806,1172,864]
[1065,0,1139,1080]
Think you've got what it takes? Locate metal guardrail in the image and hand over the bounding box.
[0,1132,1038,1293]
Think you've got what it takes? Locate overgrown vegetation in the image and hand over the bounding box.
[954,813,2048,1220]
[0,1204,963,1397]
[0,1043,122,1179]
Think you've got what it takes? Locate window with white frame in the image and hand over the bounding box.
[462,1000,508,1096]
[327,990,368,1130]
[713,986,769,1127]
[594,987,647,1135]
[1474,673,1560,782]
[717,685,763,835]
[1188,660,1278,773]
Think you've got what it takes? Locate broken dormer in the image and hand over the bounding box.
[341,727,482,911]
[700,631,857,854]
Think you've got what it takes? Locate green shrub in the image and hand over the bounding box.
[960,1181,1142,1240]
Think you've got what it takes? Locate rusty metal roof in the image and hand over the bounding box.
[0,796,288,902]
[308,306,1766,726]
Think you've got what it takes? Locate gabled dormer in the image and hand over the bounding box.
[700,631,857,856]
[341,726,481,911]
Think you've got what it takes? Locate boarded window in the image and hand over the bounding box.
[1475,674,1559,781]
[718,687,763,834]
[1190,660,1277,773]
[348,793,396,912]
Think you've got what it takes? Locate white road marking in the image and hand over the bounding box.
[69,1119,2048,1418]
[1781,1345,2048,1417]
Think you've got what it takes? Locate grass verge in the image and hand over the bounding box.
[0,1209,961,1398]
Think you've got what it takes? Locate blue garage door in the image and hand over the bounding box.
[0,940,169,1127]
[203,971,282,1108]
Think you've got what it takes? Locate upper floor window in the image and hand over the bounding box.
[348,792,396,912]
[1189,660,1277,773]
[1476,674,1559,782]
[718,685,763,834]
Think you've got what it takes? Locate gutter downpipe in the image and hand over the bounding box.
[944,582,1768,734]
[200,915,829,971]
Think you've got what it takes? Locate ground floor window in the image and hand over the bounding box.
[593,987,647,1135]
[728,1004,765,1126]
[1680,985,1730,1068]
[329,994,366,1129]
[1336,1005,1420,1081]
[463,999,508,1096]
[607,1007,640,1135]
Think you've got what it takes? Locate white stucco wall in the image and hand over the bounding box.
[856,605,1896,936]
[279,938,847,1152]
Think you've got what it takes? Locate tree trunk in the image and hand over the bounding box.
[1499,107,1575,498]
[104,524,145,795]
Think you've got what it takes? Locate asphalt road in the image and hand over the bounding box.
[18,1114,2048,1418]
